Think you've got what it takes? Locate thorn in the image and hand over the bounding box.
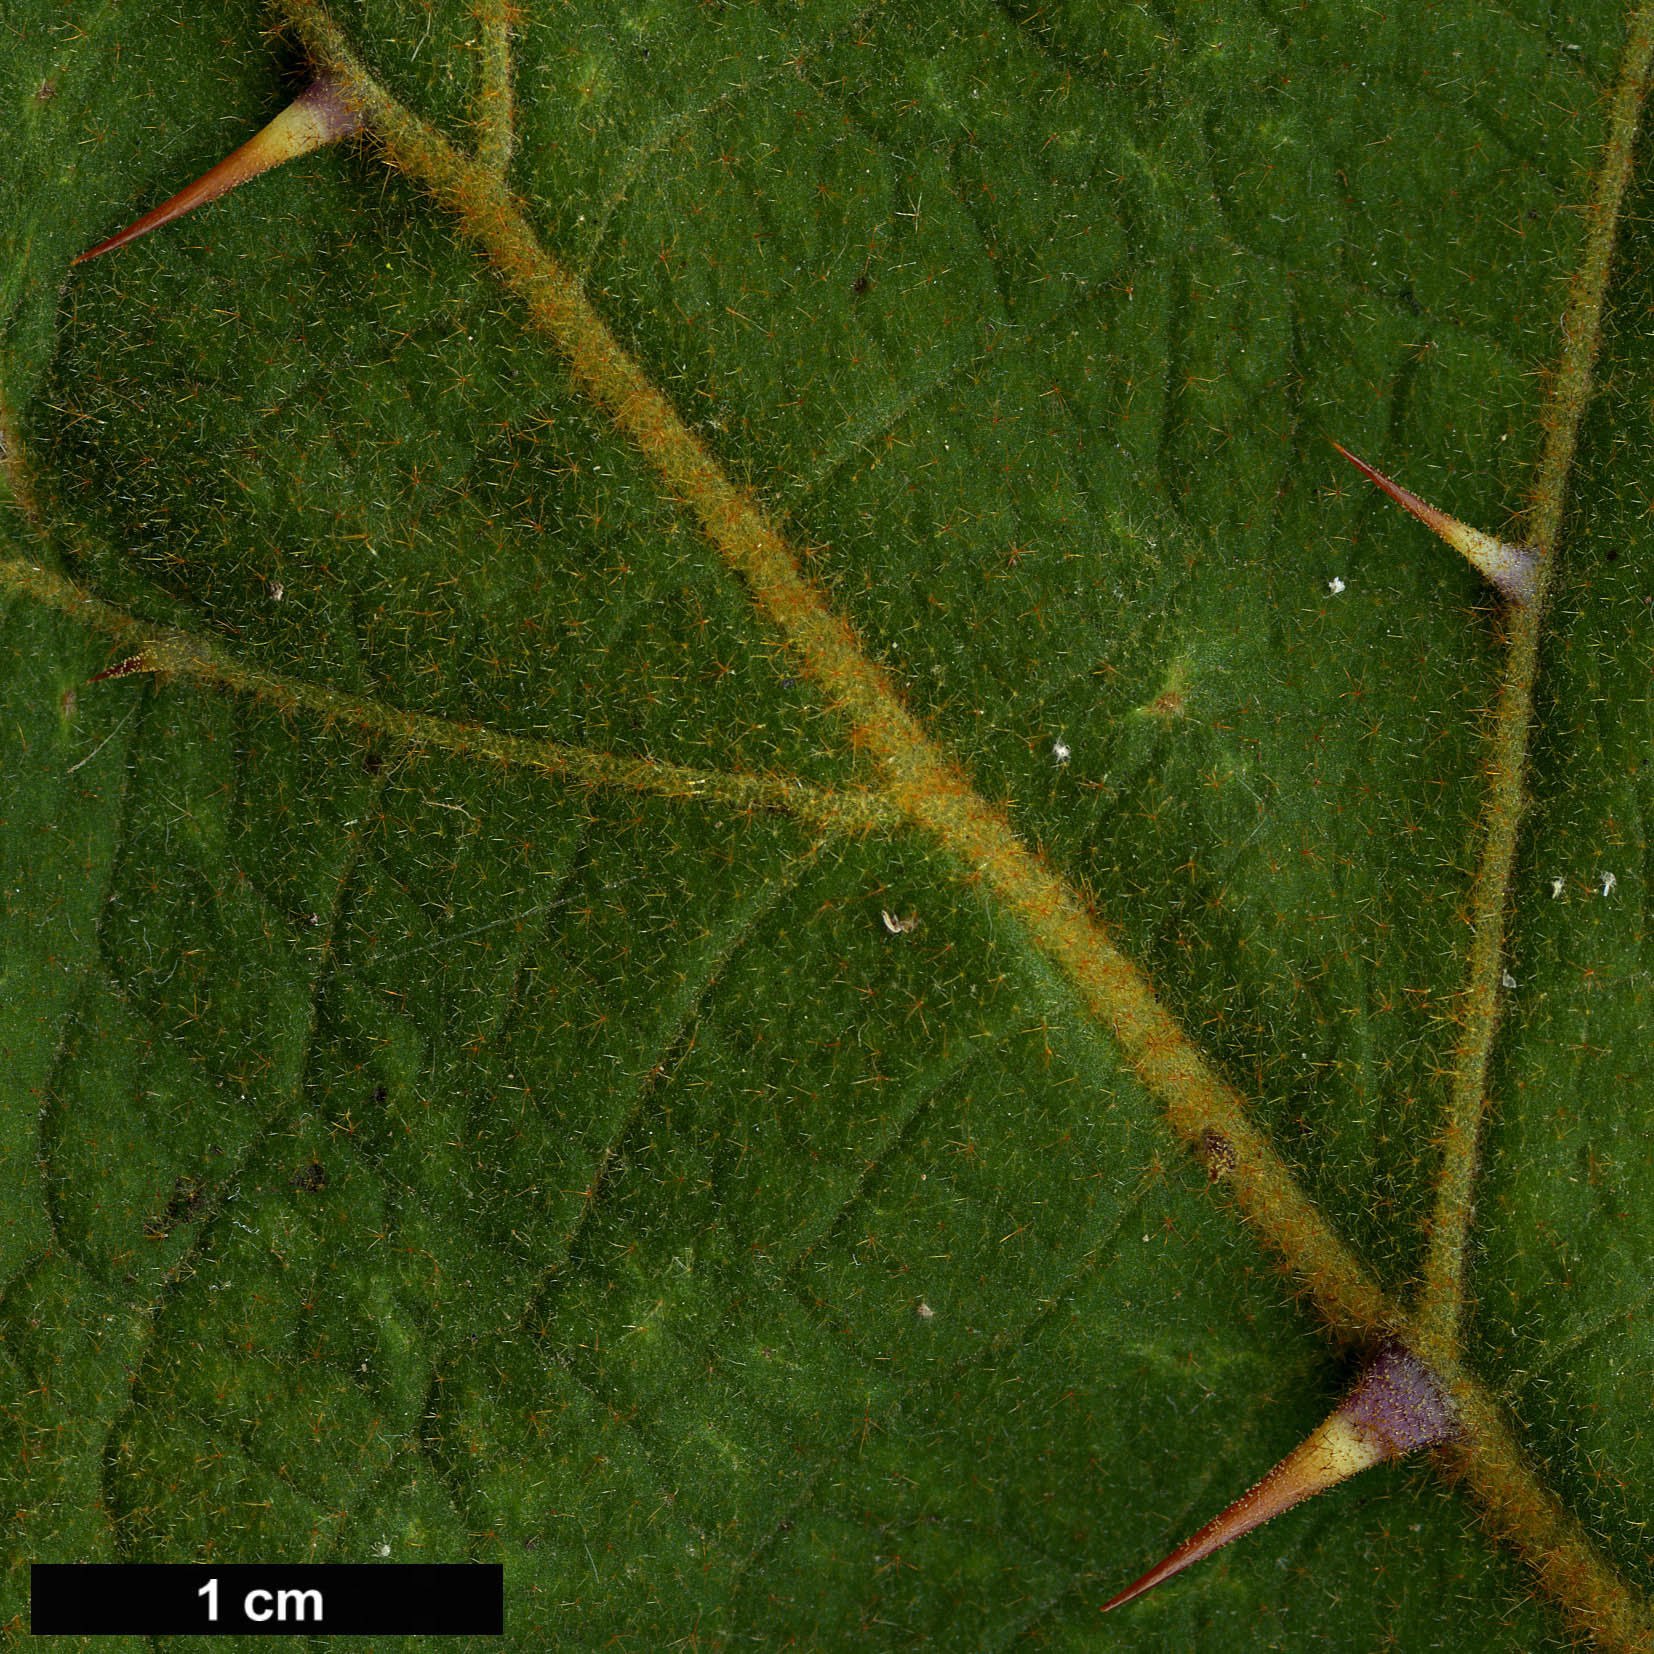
[73,75,363,266]
[89,653,157,683]
[1331,442,1538,605]
[1102,1339,1457,1614]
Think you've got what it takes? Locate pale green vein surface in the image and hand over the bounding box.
[0,2,1649,1650]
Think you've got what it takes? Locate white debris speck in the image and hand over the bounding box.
[1327,576,1346,595]
[1052,739,1072,764]
[375,1540,391,1558]
[269,580,284,602]
[1501,970,1517,990]
[881,909,919,935]
[914,1301,935,1321]
[1550,876,1566,899]
[1601,871,1617,898]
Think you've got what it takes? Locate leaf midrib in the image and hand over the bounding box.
[3,0,1651,1642]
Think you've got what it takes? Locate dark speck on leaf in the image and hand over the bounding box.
[1198,1127,1237,1182]
[147,1174,207,1238]
[1397,287,1421,316]
[292,1160,327,1193]
[363,751,384,775]
[852,273,873,295]
[1606,548,1618,561]
[371,1085,388,1103]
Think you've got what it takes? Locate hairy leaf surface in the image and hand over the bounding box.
[2,2,1649,1649]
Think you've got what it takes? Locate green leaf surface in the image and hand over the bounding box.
[2,1,1650,1648]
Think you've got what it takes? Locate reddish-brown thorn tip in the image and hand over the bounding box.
[73,75,362,266]
[1102,1340,1458,1613]
[1331,441,1538,604]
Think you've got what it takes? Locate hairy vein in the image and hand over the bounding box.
[470,0,515,179]
[271,0,1394,1341]
[166,3,1653,1639]
[0,554,893,833]
[1417,0,1654,1361]
[0,388,40,525]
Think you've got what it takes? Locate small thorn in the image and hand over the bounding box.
[73,75,362,266]
[1102,1339,1457,1614]
[1331,442,1537,605]
[89,653,157,683]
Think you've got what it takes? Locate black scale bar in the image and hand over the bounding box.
[31,1564,503,1635]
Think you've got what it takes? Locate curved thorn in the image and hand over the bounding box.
[1103,1340,1458,1613]
[73,75,363,266]
[1331,442,1538,604]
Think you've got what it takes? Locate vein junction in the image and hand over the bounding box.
[19,1,1654,1641]
[0,553,894,832]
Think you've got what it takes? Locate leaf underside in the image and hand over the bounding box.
[2,3,1652,1651]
